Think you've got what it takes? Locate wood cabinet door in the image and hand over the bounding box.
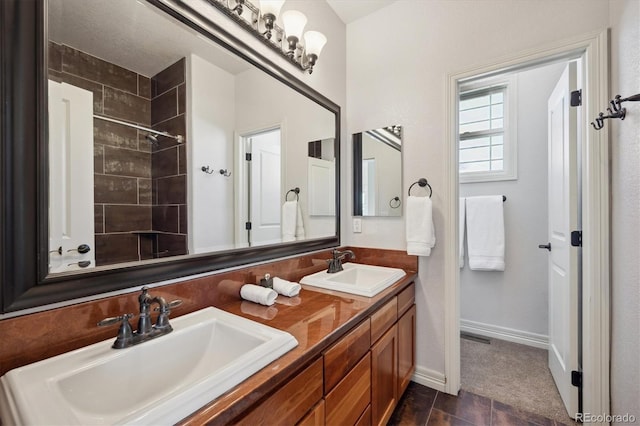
[397,304,416,396]
[371,324,398,426]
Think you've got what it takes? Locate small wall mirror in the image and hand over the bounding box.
[353,126,403,217]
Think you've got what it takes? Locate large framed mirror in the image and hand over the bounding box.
[353,125,402,217]
[0,0,340,313]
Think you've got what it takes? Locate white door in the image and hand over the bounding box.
[48,81,95,272]
[546,62,579,417]
[308,157,335,216]
[248,129,282,246]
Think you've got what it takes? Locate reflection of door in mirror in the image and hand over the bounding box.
[48,81,95,272]
[353,126,403,217]
[45,0,337,277]
[308,139,336,217]
[248,129,282,247]
[48,37,188,269]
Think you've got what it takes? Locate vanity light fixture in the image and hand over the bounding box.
[205,0,326,74]
[258,0,284,39]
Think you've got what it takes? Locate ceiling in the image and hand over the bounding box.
[47,0,398,77]
[326,0,397,24]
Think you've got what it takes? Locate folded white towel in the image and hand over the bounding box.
[273,277,301,297]
[405,195,436,256]
[466,196,505,271]
[459,198,466,269]
[282,201,297,242]
[240,284,278,306]
[295,202,305,240]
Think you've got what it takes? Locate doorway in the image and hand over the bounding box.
[457,60,579,423]
[239,127,282,247]
[443,30,610,421]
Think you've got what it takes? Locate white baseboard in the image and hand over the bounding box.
[412,365,446,393]
[460,319,548,349]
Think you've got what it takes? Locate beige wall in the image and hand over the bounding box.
[345,0,611,385]
[609,0,640,421]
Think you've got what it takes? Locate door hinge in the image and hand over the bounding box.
[245,222,252,230]
[245,153,252,161]
[570,90,582,107]
[571,370,582,388]
[571,230,582,247]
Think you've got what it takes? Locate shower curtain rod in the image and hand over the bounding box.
[93,115,184,143]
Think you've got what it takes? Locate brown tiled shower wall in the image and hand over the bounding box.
[48,42,187,265]
[151,58,188,258]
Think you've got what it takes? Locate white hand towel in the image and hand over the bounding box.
[459,198,466,269]
[281,201,297,242]
[295,202,305,240]
[273,277,301,297]
[405,195,436,256]
[465,196,505,271]
[240,284,278,306]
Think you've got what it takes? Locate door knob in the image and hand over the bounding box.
[67,244,91,254]
[538,243,552,251]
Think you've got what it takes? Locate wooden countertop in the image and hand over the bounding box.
[178,271,417,425]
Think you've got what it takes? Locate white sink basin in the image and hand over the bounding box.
[0,307,297,425]
[300,263,406,297]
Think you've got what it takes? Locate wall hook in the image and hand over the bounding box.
[611,93,640,112]
[201,166,231,177]
[592,93,639,131]
[591,108,626,131]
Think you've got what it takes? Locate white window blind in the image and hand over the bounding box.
[458,79,517,183]
[459,86,505,173]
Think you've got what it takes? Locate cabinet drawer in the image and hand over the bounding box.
[355,404,371,426]
[236,358,323,425]
[323,319,371,394]
[371,297,397,344]
[297,400,324,426]
[325,352,371,426]
[397,283,415,317]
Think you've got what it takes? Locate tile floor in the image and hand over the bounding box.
[388,382,569,426]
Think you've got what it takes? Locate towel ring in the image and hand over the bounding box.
[408,178,432,198]
[389,196,401,209]
[285,187,300,201]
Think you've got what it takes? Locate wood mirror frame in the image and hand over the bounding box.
[0,0,340,313]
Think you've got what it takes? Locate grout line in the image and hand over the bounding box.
[425,391,438,425]
[490,399,493,425]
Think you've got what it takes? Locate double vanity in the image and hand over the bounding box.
[0,247,417,425]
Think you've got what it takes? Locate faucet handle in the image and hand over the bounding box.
[98,313,134,350]
[154,299,183,313]
[97,313,134,327]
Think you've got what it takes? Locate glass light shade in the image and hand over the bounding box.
[259,0,285,17]
[303,31,327,57]
[282,10,307,40]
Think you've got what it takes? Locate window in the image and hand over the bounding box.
[459,77,517,183]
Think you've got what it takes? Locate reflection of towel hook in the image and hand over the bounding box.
[408,178,432,198]
[389,196,401,209]
[201,166,231,177]
[285,187,300,201]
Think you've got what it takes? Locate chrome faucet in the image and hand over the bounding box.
[98,287,182,349]
[327,249,355,273]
